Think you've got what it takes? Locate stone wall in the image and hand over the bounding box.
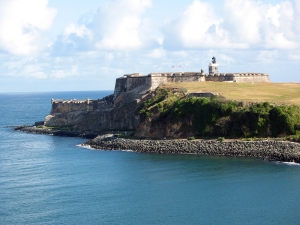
[150,72,205,90]
[51,99,94,114]
[113,77,127,101]
[45,95,114,127]
[230,73,270,82]
[167,73,205,82]
[112,72,270,108]
[113,75,152,107]
[51,95,114,114]
[126,76,151,92]
[205,73,270,82]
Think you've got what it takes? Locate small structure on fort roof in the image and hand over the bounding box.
[113,57,270,104]
[209,56,219,75]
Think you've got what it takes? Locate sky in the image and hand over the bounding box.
[0,0,299,92]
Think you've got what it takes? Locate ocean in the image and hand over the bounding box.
[0,91,299,225]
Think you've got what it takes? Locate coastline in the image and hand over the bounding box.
[14,126,101,139]
[84,134,300,163]
[15,126,300,163]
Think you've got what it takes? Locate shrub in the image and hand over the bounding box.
[217,137,225,142]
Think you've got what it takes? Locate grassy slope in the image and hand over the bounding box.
[166,82,300,106]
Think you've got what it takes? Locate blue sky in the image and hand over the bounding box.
[0,0,299,92]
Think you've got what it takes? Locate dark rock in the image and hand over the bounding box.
[84,136,300,163]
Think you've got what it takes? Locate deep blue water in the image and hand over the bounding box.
[0,91,300,225]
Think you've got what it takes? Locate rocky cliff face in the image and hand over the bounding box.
[135,118,195,138]
[44,92,144,132]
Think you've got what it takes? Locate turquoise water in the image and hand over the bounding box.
[0,91,300,225]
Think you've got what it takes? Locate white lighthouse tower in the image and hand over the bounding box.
[208,56,219,75]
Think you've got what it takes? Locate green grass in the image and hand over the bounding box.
[166,82,300,106]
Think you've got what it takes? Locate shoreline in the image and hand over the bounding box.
[14,126,300,163]
[14,126,101,139]
[84,134,300,163]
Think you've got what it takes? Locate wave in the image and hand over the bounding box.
[76,144,135,153]
[275,161,300,166]
[76,144,95,150]
[121,149,134,152]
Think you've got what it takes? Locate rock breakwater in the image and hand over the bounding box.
[84,135,300,163]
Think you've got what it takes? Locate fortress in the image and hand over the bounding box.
[45,57,270,130]
[113,56,270,105]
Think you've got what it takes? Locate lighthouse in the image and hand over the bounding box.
[209,56,219,75]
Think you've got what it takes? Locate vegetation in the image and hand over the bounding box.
[217,137,225,142]
[139,87,300,139]
[139,87,185,118]
[187,136,195,140]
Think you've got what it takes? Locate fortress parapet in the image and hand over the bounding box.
[112,56,270,106]
[50,96,113,114]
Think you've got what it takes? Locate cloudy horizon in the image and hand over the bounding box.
[0,0,299,92]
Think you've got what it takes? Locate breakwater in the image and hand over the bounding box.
[84,135,300,163]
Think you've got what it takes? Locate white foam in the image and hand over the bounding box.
[275,161,300,166]
[76,144,134,152]
[76,144,94,150]
[121,149,134,152]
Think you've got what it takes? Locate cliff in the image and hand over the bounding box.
[44,94,141,132]
[31,63,300,140]
[39,83,300,141]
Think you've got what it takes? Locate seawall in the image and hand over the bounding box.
[84,136,300,163]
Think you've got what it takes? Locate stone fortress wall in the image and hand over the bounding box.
[50,95,114,114]
[113,57,270,105]
[50,99,94,114]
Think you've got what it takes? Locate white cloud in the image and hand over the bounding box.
[22,65,48,79]
[223,0,298,49]
[1,0,300,90]
[218,54,234,65]
[288,52,300,61]
[163,0,299,50]
[51,24,93,55]
[93,0,152,51]
[0,0,56,55]
[257,50,279,63]
[296,0,300,11]
[146,48,166,58]
[163,0,234,49]
[52,0,155,54]
[64,24,93,40]
[50,65,78,79]
[223,0,262,45]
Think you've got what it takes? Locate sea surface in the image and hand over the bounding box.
[0,91,300,225]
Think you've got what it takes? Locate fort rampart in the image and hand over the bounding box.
[50,99,94,114]
[50,95,114,114]
[113,71,270,106]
